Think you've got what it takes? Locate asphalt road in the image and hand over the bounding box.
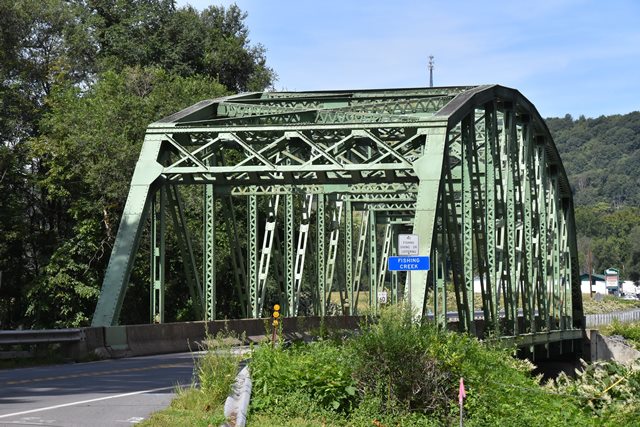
[0,352,200,426]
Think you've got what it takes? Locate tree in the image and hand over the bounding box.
[26,67,226,326]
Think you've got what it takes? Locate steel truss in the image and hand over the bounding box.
[92,85,583,341]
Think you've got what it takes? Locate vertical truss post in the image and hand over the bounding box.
[344,200,354,314]
[471,113,490,324]
[535,138,550,330]
[484,103,499,328]
[247,194,259,317]
[551,172,562,329]
[434,206,447,328]
[284,193,295,316]
[150,188,166,323]
[559,199,570,330]
[368,209,378,314]
[325,199,344,313]
[548,172,560,329]
[353,210,369,313]
[504,107,518,335]
[166,185,204,320]
[203,175,216,321]
[377,224,393,300]
[461,115,476,334]
[293,194,313,315]
[443,148,465,329]
[221,197,248,317]
[316,193,326,315]
[257,195,280,316]
[521,118,535,333]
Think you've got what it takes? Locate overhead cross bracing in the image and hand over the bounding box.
[91,84,583,346]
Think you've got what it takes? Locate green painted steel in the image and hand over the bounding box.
[91,85,584,345]
[150,189,166,323]
[203,169,215,321]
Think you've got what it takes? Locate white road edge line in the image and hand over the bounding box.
[0,385,178,419]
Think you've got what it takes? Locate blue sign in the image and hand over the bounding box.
[388,256,430,271]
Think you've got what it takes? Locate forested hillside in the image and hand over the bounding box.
[548,113,640,207]
[548,113,640,280]
[0,0,274,328]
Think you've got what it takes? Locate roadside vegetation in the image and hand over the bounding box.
[140,332,243,427]
[581,294,640,314]
[601,320,640,350]
[143,306,640,426]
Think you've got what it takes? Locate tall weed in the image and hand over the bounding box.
[196,331,243,402]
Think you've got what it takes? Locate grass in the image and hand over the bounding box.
[140,332,243,427]
[139,385,227,427]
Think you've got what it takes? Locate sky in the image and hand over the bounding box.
[175,0,640,118]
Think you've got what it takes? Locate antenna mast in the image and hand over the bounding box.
[428,55,434,87]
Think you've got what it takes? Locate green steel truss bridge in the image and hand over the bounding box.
[91,85,584,345]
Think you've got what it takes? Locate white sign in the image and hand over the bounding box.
[398,234,419,255]
[377,291,388,304]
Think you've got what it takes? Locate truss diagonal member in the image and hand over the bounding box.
[256,195,280,315]
[377,224,393,294]
[233,135,288,169]
[324,198,344,313]
[164,134,208,170]
[352,209,369,312]
[356,129,415,167]
[224,133,276,170]
[294,131,343,167]
[293,194,314,315]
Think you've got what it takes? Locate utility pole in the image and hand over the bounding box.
[428,55,435,87]
[588,248,593,298]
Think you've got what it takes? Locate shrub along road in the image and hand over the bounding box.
[0,352,198,426]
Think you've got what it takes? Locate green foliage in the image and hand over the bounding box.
[601,320,640,349]
[0,0,274,327]
[140,331,241,427]
[250,340,357,416]
[350,307,453,416]
[195,332,243,403]
[249,306,631,426]
[548,112,640,207]
[549,113,640,280]
[551,359,640,421]
[22,67,226,327]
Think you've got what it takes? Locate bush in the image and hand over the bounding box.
[551,359,640,418]
[250,340,356,417]
[601,320,640,349]
[349,306,453,416]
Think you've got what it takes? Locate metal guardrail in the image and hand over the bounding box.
[0,329,85,346]
[585,309,640,328]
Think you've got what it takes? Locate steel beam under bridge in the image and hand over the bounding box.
[91,85,584,341]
